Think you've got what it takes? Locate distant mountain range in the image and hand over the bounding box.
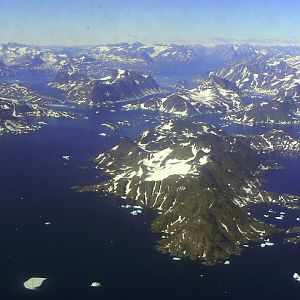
[2,42,300,77]
[3,42,300,125]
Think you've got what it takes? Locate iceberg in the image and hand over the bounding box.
[91,282,102,287]
[23,277,47,290]
[293,273,300,282]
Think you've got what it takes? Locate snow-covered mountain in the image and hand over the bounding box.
[226,97,300,125]
[237,129,300,153]
[124,75,243,115]
[182,75,243,113]
[212,56,300,96]
[124,94,199,116]
[2,42,300,80]
[0,43,68,70]
[79,120,297,263]
[50,69,161,104]
[78,43,205,71]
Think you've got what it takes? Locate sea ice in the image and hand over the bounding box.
[130,210,142,216]
[265,241,274,246]
[261,240,274,247]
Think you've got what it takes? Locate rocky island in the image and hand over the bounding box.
[50,69,162,105]
[78,120,297,264]
[0,82,75,134]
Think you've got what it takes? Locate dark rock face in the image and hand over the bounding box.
[226,97,300,125]
[275,84,300,102]
[51,69,161,104]
[52,71,86,85]
[78,120,297,263]
[125,94,199,116]
[162,95,197,115]
[170,80,190,90]
[237,129,300,153]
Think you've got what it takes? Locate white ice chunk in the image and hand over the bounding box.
[90,282,102,287]
[62,155,71,160]
[23,277,47,290]
[293,273,300,282]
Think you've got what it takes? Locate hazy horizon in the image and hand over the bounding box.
[1,0,300,46]
[3,39,300,48]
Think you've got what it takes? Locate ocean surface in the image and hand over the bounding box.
[0,75,300,299]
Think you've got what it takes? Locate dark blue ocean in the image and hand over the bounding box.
[0,75,300,299]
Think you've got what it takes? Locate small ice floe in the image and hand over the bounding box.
[23,277,47,290]
[261,239,274,247]
[62,155,71,161]
[172,257,181,261]
[121,204,132,209]
[99,133,108,137]
[130,210,142,216]
[224,260,230,265]
[293,273,300,282]
[265,241,274,246]
[90,282,101,287]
